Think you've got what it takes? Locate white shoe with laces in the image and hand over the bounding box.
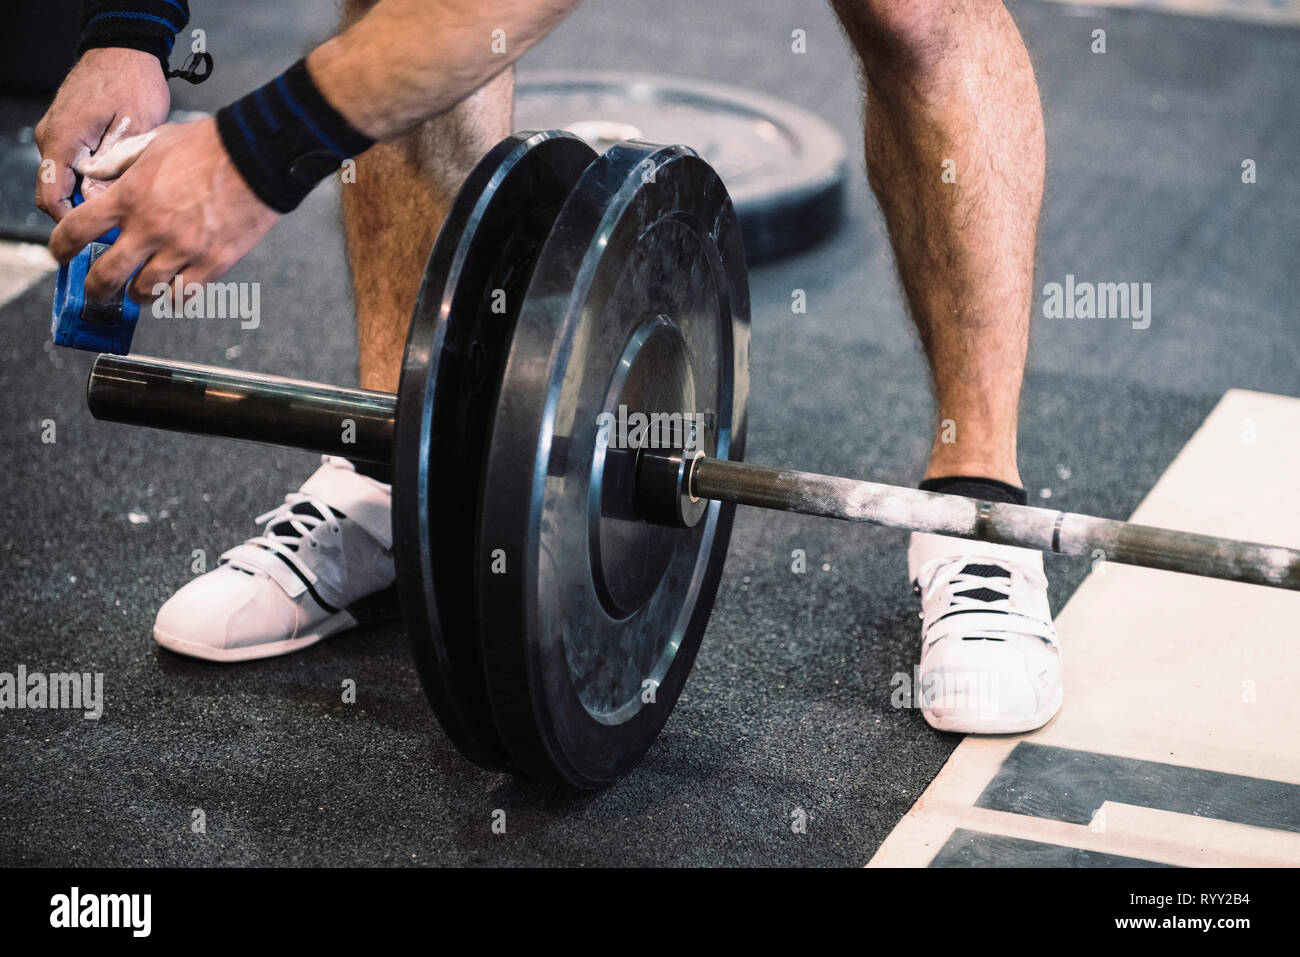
[154,456,396,662]
[909,531,1062,733]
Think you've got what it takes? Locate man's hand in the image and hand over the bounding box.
[35,48,171,221]
[48,117,280,303]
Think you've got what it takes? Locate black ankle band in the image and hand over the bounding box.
[919,475,1028,506]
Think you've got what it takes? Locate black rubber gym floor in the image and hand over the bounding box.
[1,1,1296,866]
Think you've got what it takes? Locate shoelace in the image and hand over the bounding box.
[916,554,1054,642]
[242,493,344,579]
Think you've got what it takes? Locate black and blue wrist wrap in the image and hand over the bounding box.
[77,0,191,71]
[215,58,375,214]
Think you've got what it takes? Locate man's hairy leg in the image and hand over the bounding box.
[335,0,517,392]
[832,0,1045,487]
[341,72,512,392]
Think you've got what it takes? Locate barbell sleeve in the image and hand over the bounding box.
[87,354,396,465]
[689,456,1300,591]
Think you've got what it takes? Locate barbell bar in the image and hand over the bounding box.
[87,353,1300,591]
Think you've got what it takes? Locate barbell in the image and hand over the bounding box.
[85,131,1300,788]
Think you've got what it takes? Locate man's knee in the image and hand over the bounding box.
[831,0,975,75]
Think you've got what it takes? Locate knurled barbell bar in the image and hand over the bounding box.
[83,131,1300,789]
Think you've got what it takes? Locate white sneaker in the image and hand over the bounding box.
[154,456,396,662]
[908,531,1062,733]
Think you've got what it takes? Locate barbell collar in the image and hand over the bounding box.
[87,354,396,465]
[634,447,708,528]
[688,455,1300,591]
